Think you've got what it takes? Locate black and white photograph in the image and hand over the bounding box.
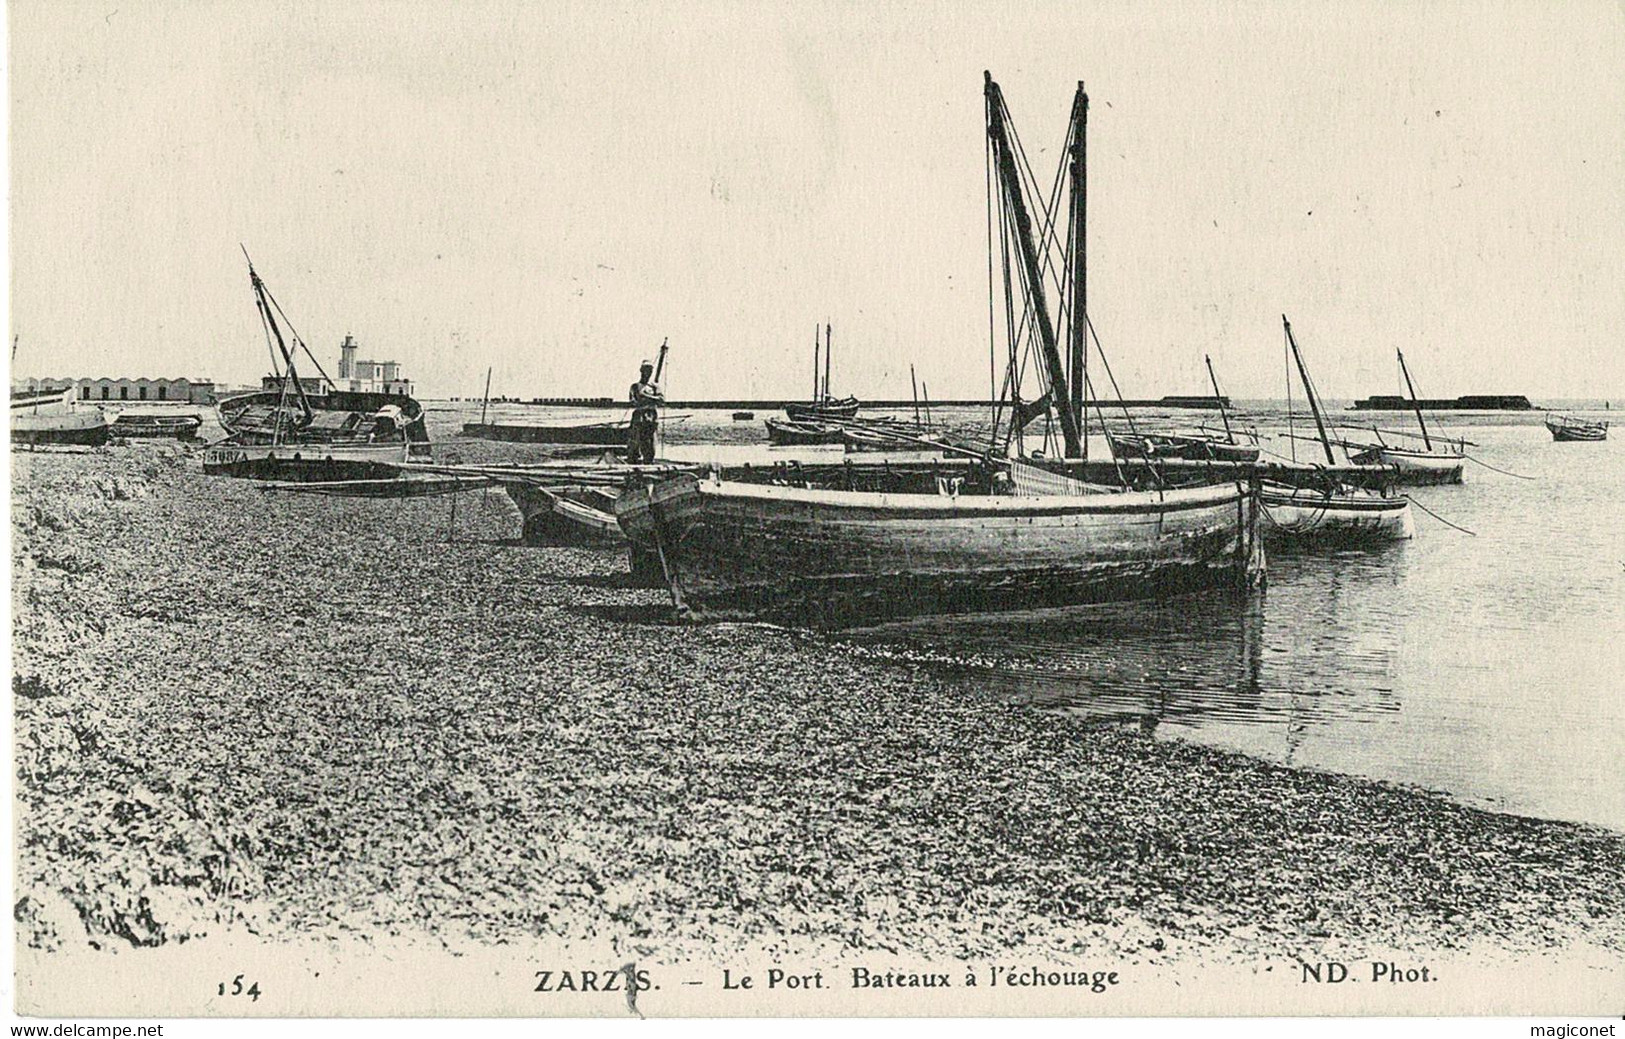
[7,0,1624,1024]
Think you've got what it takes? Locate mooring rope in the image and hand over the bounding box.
[1464,453,1535,480]
[1404,494,1477,536]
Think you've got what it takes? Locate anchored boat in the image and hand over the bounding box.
[1545,414,1608,442]
[1343,350,1465,484]
[1263,316,1413,545]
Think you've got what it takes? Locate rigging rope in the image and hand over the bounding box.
[1464,453,1536,480]
[1404,494,1477,536]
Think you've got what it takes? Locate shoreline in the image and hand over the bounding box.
[11,444,1625,969]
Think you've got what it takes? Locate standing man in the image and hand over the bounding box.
[627,359,664,463]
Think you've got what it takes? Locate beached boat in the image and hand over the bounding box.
[11,387,112,447]
[617,468,1263,626]
[617,73,1265,626]
[1342,350,1465,484]
[504,483,625,545]
[1263,316,1413,544]
[461,417,630,445]
[208,256,432,481]
[110,411,204,440]
[1545,414,1608,442]
[764,417,845,446]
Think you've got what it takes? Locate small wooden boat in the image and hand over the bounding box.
[764,417,844,446]
[461,417,629,445]
[110,412,204,440]
[203,440,415,480]
[11,388,112,447]
[784,395,860,421]
[1259,480,1413,544]
[503,483,625,545]
[1546,414,1608,442]
[258,473,491,498]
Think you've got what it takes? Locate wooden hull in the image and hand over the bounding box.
[12,402,112,447]
[1546,418,1608,442]
[784,397,860,420]
[764,418,844,446]
[1259,483,1414,545]
[1350,446,1465,485]
[462,421,628,445]
[503,483,625,545]
[110,414,204,439]
[202,442,414,481]
[1109,432,1259,463]
[218,389,429,443]
[616,476,1265,627]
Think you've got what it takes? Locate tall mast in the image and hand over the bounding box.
[1283,315,1336,466]
[480,365,493,425]
[1397,348,1432,449]
[1205,354,1235,443]
[812,324,820,402]
[824,323,833,400]
[985,71,1082,457]
[246,260,313,434]
[1067,82,1089,458]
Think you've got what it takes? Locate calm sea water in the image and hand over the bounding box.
[433,400,1624,831]
[834,405,1625,832]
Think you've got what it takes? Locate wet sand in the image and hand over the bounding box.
[12,443,1625,967]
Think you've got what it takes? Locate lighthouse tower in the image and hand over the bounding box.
[339,334,358,382]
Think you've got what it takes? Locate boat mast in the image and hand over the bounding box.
[1283,315,1336,466]
[824,323,833,401]
[1205,354,1235,443]
[244,257,314,438]
[1397,348,1433,450]
[985,71,1082,458]
[812,324,820,402]
[1067,82,1089,459]
[480,366,493,425]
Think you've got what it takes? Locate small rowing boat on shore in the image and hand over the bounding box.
[1545,414,1608,442]
[764,417,845,446]
[462,417,629,445]
[110,412,204,440]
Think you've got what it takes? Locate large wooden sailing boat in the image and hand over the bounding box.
[1344,349,1465,484]
[1261,317,1414,544]
[206,257,430,481]
[616,73,1264,627]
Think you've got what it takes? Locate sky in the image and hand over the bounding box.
[9,0,1625,401]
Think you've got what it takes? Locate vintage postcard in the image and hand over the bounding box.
[8,0,1623,1025]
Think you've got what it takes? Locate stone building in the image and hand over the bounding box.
[14,376,217,404]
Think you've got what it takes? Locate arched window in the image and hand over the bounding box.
[157,385,167,400]
[120,386,129,400]
[101,386,110,400]
[138,386,148,400]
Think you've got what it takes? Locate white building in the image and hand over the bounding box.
[336,334,413,396]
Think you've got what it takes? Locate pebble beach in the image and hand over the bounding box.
[12,441,1625,970]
